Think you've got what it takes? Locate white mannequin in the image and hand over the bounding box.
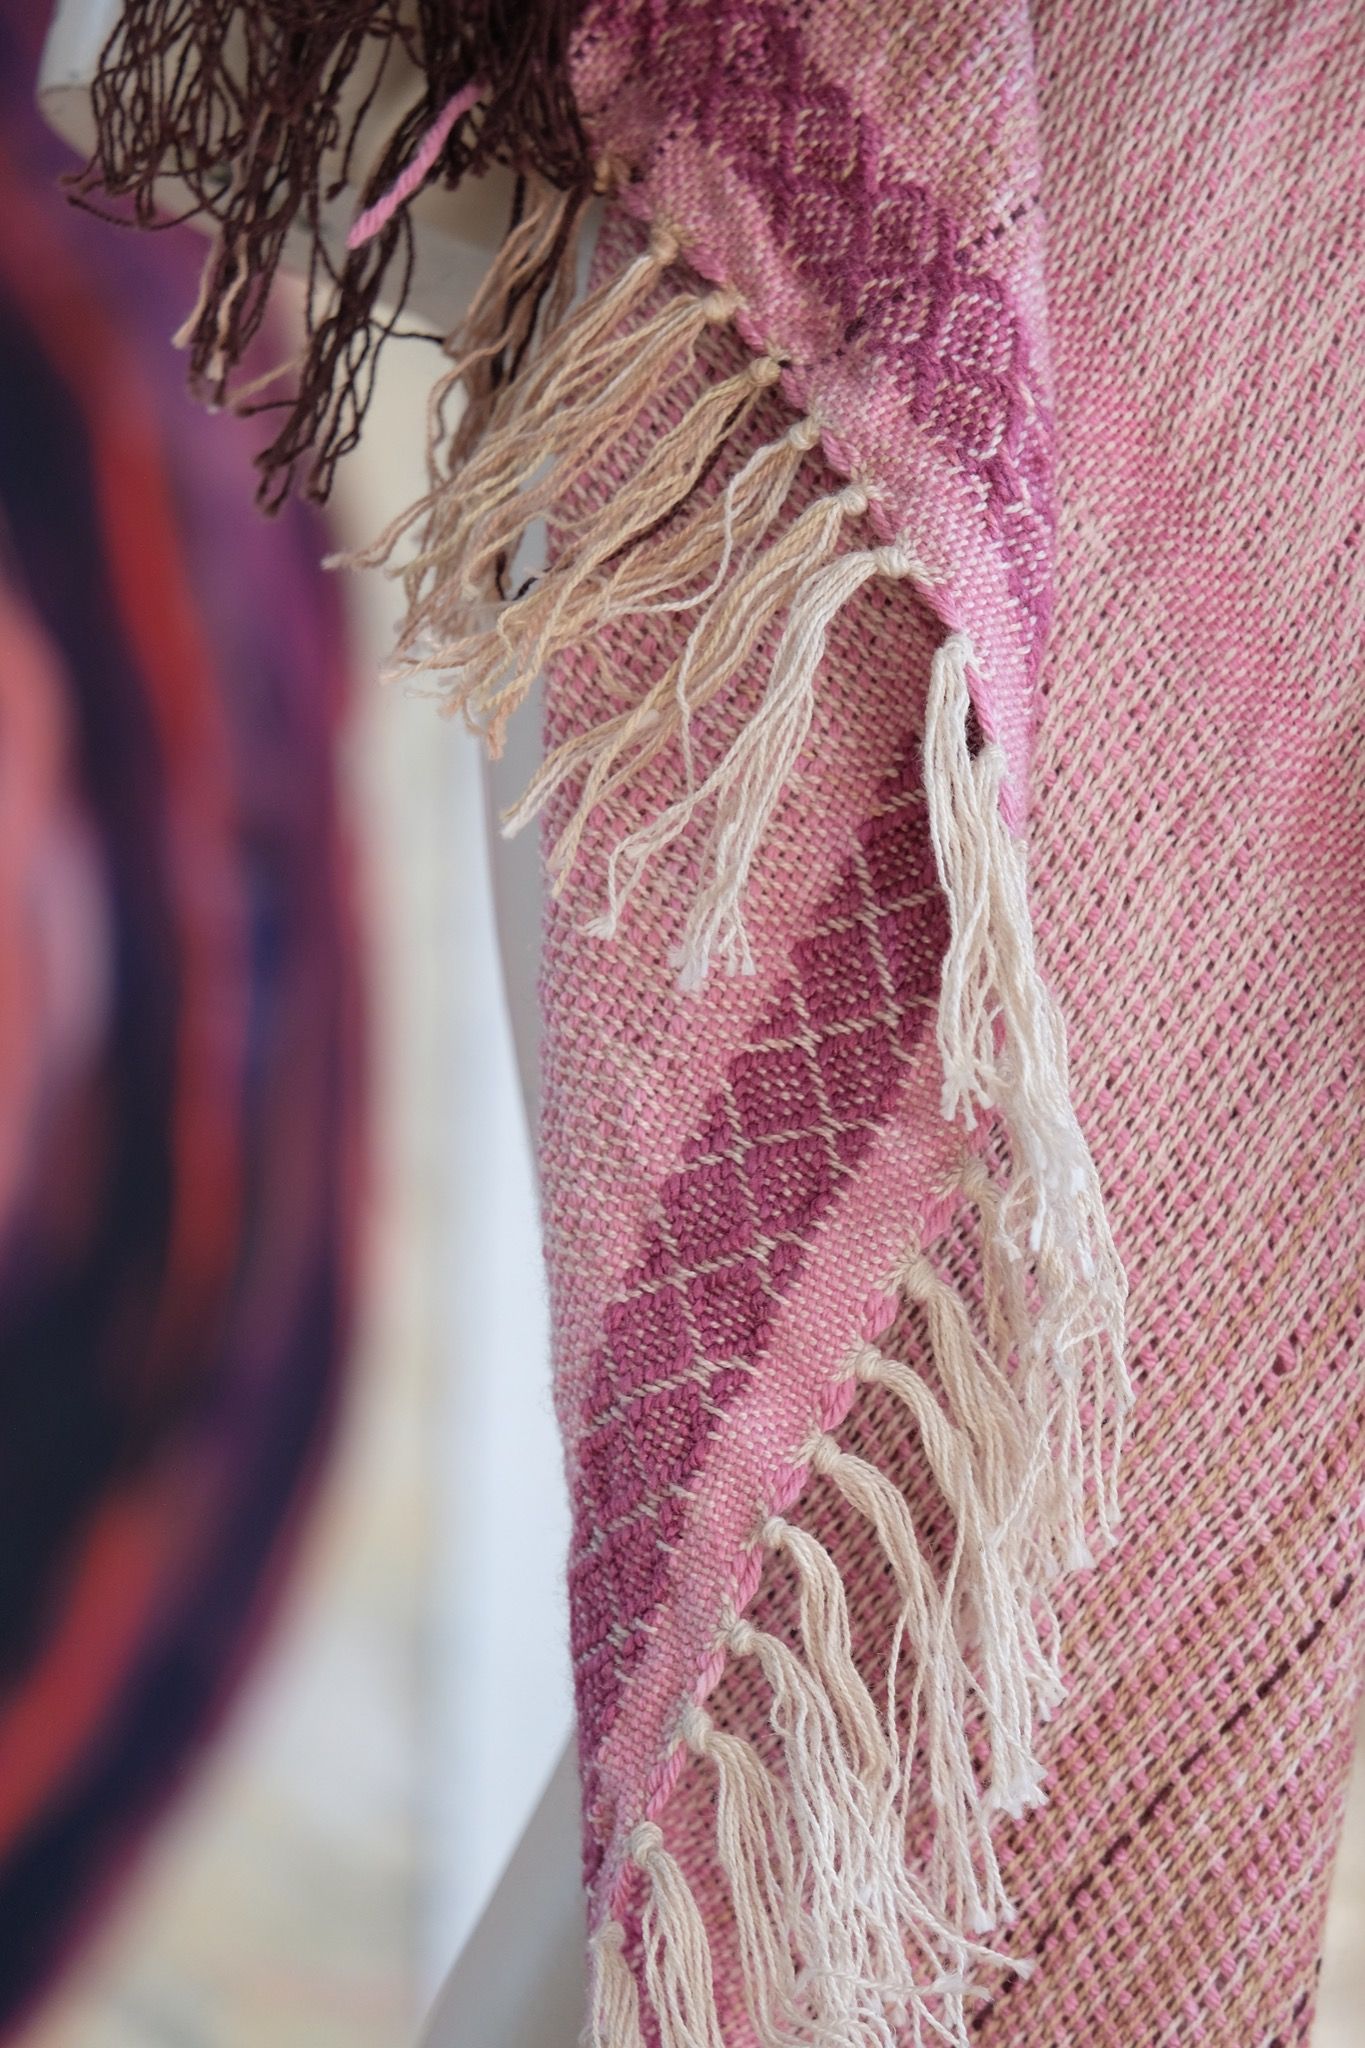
[38,10,583,2045]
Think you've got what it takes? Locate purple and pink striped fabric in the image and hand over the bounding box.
[540,4,1365,2039]
[0,10,360,2027]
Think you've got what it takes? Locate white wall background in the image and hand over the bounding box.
[334,335,574,1997]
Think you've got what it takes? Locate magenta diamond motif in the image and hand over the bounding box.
[569,756,947,1832]
[596,0,1057,656]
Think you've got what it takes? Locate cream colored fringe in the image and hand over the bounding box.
[350,215,1128,2046]
[583,1170,1127,2048]
[574,655,1131,2036]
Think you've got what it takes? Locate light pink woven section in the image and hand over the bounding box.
[542,1,1365,2038]
[539,287,969,1883]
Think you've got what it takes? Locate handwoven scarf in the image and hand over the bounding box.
[76,3,1364,2043]
[0,9,360,2027]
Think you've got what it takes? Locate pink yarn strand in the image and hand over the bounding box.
[346,80,484,251]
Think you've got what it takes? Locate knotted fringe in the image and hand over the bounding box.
[551,447,1126,2048]
[349,222,1125,2046]
[350,220,952,987]
[583,1187,1125,2046]
[575,821,1127,2040]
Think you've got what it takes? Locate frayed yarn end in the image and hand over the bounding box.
[333,216,1128,2048]
[574,634,1126,2048]
[70,0,593,504]
[581,1091,1125,2045]
[343,220,939,986]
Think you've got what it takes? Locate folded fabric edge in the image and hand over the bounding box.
[69,14,1129,2041]
[86,94,1130,2021]
[570,676,1131,2047]
[328,211,1128,2044]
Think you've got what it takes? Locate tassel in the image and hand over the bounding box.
[382,230,708,646]
[503,452,849,884]
[664,537,925,987]
[632,1819,727,2048]
[681,1704,805,2044]
[396,350,785,750]
[803,1430,1010,1939]
[551,515,928,985]
[585,1918,647,2048]
[921,631,1131,1541]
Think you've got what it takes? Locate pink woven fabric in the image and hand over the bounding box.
[538,2,1365,2039]
[575,0,1054,823]
[65,0,1363,2036]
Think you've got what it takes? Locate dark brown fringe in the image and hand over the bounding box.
[68,0,592,508]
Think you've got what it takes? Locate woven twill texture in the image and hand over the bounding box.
[539,2,1365,2039]
[575,0,1054,819]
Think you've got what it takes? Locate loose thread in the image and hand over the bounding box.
[347,79,485,249]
